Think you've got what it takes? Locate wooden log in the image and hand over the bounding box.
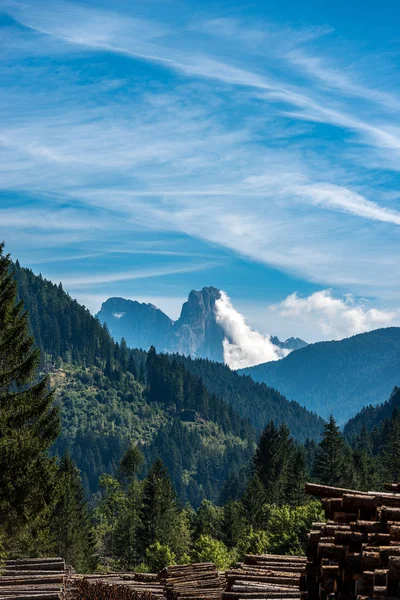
[362,551,381,570]
[304,483,369,498]
[389,524,400,541]
[334,531,365,545]
[373,570,388,587]
[388,556,400,580]
[317,543,345,561]
[334,511,358,523]
[354,521,384,534]
[379,546,400,566]
[381,507,400,524]
[368,533,391,545]
[244,555,306,565]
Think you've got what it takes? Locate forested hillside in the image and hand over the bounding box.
[174,355,323,443]
[13,262,322,506]
[344,386,400,440]
[242,328,400,422]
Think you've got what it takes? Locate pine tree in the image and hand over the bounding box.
[51,453,97,572]
[312,415,347,486]
[222,500,246,548]
[118,442,144,483]
[141,458,179,552]
[0,244,60,537]
[382,409,400,482]
[285,446,308,506]
[253,421,294,505]
[114,479,143,567]
[242,475,266,528]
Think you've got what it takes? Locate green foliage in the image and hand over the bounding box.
[50,453,97,572]
[175,355,324,443]
[382,408,400,481]
[145,542,176,572]
[94,475,126,557]
[113,479,143,567]
[0,244,60,544]
[254,422,297,505]
[141,459,179,552]
[119,443,145,481]
[191,535,232,570]
[237,527,269,557]
[344,387,400,439]
[263,502,324,556]
[194,500,223,539]
[312,415,351,487]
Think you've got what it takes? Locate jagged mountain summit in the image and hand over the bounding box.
[97,286,307,363]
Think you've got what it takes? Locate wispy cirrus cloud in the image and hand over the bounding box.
[2,0,400,327]
[61,261,218,286]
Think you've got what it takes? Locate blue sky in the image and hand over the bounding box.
[2,0,400,342]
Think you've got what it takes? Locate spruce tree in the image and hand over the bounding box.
[51,453,97,572]
[382,409,400,482]
[114,479,143,567]
[0,244,59,536]
[118,442,144,483]
[141,458,179,552]
[312,415,347,486]
[285,446,308,506]
[253,421,294,505]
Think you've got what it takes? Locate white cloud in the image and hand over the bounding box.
[62,262,217,286]
[277,290,397,340]
[215,291,288,369]
[296,183,400,226]
[4,0,400,308]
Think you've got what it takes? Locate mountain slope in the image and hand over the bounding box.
[13,262,321,505]
[174,355,323,443]
[344,386,400,440]
[97,287,307,363]
[97,296,174,351]
[241,328,400,423]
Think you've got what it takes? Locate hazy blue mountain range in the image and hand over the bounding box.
[241,328,400,423]
[97,287,307,363]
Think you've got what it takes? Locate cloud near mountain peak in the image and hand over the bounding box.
[215,290,289,369]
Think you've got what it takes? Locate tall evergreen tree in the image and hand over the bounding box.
[0,244,59,537]
[114,479,143,567]
[253,421,294,505]
[382,408,400,482]
[51,453,97,572]
[285,446,308,506]
[118,442,144,483]
[141,458,179,552]
[312,415,347,486]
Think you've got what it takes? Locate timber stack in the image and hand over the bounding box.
[0,557,66,600]
[304,482,400,600]
[223,553,306,600]
[159,562,225,600]
[75,573,164,600]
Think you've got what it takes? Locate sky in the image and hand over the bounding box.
[2,0,400,343]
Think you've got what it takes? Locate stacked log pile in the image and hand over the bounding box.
[159,563,225,600]
[75,573,165,600]
[0,557,66,600]
[223,554,306,600]
[304,482,400,600]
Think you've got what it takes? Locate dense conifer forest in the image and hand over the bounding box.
[2,244,400,574]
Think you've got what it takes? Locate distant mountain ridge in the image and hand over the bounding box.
[241,327,400,423]
[344,386,400,440]
[97,287,307,363]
